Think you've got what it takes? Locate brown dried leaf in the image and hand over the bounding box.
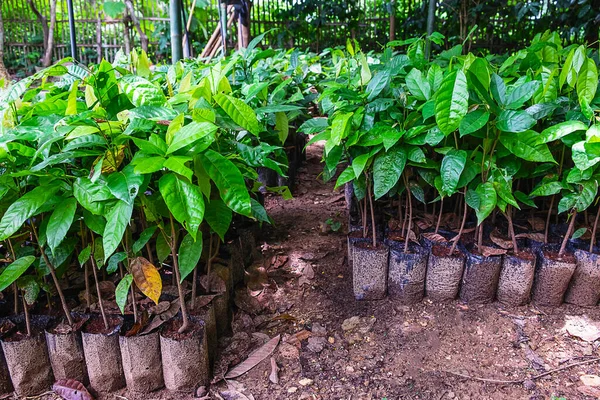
[200,274,227,293]
[140,298,180,335]
[416,219,432,230]
[52,379,94,400]
[131,257,162,304]
[97,281,115,296]
[193,294,219,309]
[423,232,447,243]
[149,301,171,315]
[286,329,312,346]
[528,217,546,231]
[490,229,513,249]
[477,245,507,257]
[515,232,546,242]
[224,334,281,379]
[269,357,279,384]
[125,310,149,337]
[577,385,600,398]
[271,255,289,269]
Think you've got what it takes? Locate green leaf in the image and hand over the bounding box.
[575,180,599,212]
[0,185,60,241]
[373,146,407,199]
[459,109,489,137]
[204,199,232,242]
[352,153,370,178]
[166,121,218,154]
[496,110,536,133]
[275,112,289,145]
[473,182,496,225]
[18,276,40,305]
[435,70,469,135]
[103,200,133,263]
[214,93,262,136]
[74,177,111,215]
[164,156,194,181]
[405,68,431,101]
[572,227,587,240]
[133,156,166,174]
[107,252,127,274]
[499,130,555,163]
[106,166,144,205]
[46,197,77,255]
[78,245,92,266]
[505,81,541,109]
[159,173,205,240]
[115,274,133,314]
[166,113,185,146]
[366,70,390,101]
[334,166,355,190]
[573,141,600,170]
[577,58,598,109]
[0,256,35,291]
[198,150,251,217]
[133,226,157,254]
[440,149,467,195]
[539,121,587,143]
[530,181,563,197]
[120,75,166,107]
[156,232,170,263]
[178,233,203,282]
[330,112,353,146]
[514,191,536,208]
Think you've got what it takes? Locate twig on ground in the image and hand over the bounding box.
[443,357,600,384]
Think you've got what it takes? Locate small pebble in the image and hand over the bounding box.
[328,336,335,344]
[288,387,298,393]
[299,378,313,386]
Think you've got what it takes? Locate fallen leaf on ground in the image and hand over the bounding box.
[269,357,279,384]
[477,245,507,257]
[577,385,600,398]
[286,329,312,346]
[515,232,545,242]
[225,334,281,379]
[53,379,94,400]
[422,232,447,243]
[490,229,513,249]
[140,299,180,335]
[564,315,600,342]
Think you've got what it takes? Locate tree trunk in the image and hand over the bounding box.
[28,0,57,67]
[124,0,148,52]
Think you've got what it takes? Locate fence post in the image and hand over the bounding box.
[67,0,77,60]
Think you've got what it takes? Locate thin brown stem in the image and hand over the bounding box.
[367,183,377,247]
[362,196,368,238]
[404,175,413,254]
[449,190,467,255]
[22,293,31,337]
[89,233,109,331]
[591,207,600,254]
[559,210,577,258]
[7,240,18,315]
[435,197,444,234]
[477,221,484,248]
[79,222,91,310]
[169,214,190,334]
[544,195,555,244]
[190,264,198,309]
[505,205,519,254]
[30,221,73,326]
[130,286,138,324]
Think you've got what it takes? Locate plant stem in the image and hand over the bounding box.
[591,207,600,254]
[559,210,577,259]
[30,221,74,326]
[169,214,190,334]
[130,286,138,323]
[435,197,444,234]
[404,175,413,254]
[206,233,214,293]
[22,293,31,337]
[367,183,376,247]
[544,195,555,244]
[398,193,403,233]
[79,222,91,310]
[190,264,197,309]
[505,205,519,254]
[7,240,18,315]
[449,190,467,255]
[362,196,368,239]
[477,222,484,248]
[89,233,109,331]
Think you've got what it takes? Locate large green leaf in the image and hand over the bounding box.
[499,130,555,163]
[120,75,166,107]
[405,68,431,101]
[46,197,77,255]
[204,199,232,242]
[214,93,262,136]
[505,81,541,109]
[530,181,564,197]
[0,185,60,241]
[103,200,133,263]
[166,121,217,154]
[539,120,587,143]
[132,226,157,254]
[159,173,205,240]
[459,109,489,137]
[115,273,133,314]
[575,180,599,212]
[366,70,391,101]
[0,256,35,291]
[435,70,469,135]
[577,58,598,108]
[198,150,251,217]
[496,110,536,133]
[474,182,496,225]
[330,112,353,146]
[178,233,203,282]
[373,146,407,199]
[74,177,112,215]
[440,149,467,196]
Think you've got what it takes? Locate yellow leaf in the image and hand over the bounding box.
[101,145,126,174]
[131,257,162,304]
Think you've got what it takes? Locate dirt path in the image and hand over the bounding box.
[219,142,600,400]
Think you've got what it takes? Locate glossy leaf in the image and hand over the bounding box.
[103,200,133,263]
[373,146,407,199]
[166,121,218,154]
[499,130,555,163]
[435,70,469,135]
[539,121,587,143]
[178,233,203,282]
[159,173,205,240]
[204,199,232,241]
[214,93,262,136]
[0,256,35,291]
[116,274,133,314]
[440,149,467,196]
[46,197,77,255]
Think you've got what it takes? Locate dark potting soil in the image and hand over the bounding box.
[162,317,203,341]
[354,241,386,251]
[544,249,576,264]
[48,314,88,335]
[512,249,536,261]
[2,315,50,342]
[84,315,122,335]
[431,244,461,258]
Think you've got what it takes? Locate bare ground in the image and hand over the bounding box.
[40,142,600,400]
